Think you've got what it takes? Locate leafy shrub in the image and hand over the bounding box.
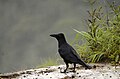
[74,2,120,65]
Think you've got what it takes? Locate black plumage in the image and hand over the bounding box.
[50,33,92,73]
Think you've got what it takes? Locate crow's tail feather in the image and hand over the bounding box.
[78,59,92,69]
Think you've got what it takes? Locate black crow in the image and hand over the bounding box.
[50,33,92,73]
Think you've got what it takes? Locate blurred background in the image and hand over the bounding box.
[0,0,119,73]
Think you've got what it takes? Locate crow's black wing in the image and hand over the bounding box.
[69,45,91,68]
[58,44,80,63]
[69,45,81,59]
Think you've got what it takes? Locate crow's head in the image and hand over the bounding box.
[50,33,64,39]
[50,33,67,46]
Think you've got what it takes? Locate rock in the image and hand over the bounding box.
[0,64,120,79]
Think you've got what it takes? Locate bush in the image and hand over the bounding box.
[74,2,120,65]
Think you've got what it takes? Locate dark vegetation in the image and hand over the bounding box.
[74,1,120,65]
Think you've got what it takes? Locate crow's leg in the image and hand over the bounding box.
[63,62,69,73]
[73,63,76,72]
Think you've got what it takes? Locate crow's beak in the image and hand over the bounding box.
[50,34,57,37]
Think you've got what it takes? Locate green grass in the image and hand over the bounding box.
[73,1,120,65]
[37,58,58,68]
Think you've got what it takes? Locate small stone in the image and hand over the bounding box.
[66,72,69,73]
[77,72,79,74]
[26,71,32,74]
[115,71,117,72]
[101,65,104,67]
[58,67,60,69]
[93,65,96,68]
[110,76,112,78]
[71,75,75,78]
[21,72,26,74]
[63,76,71,79]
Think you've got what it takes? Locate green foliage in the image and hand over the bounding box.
[74,2,120,65]
[37,58,58,68]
